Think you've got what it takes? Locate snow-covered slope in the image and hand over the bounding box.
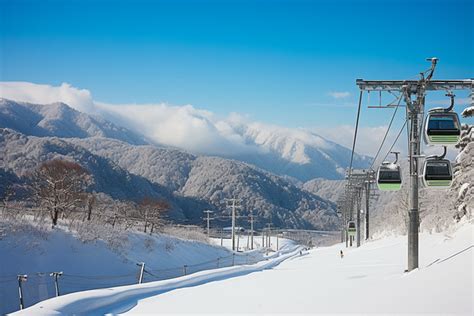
[0,128,338,229]
[0,129,178,207]
[13,222,473,315]
[228,121,371,180]
[303,178,345,202]
[0,221,242,315]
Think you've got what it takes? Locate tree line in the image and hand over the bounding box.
[1,159,169,233]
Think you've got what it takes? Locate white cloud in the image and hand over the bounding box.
[328,91,351,99]
[95,101,260,155]
[2,81,424,160]
[0,81,261,156]
[0,81,95,113]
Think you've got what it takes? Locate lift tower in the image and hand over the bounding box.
[356,59,473,271]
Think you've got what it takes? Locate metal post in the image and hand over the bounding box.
[217,257,220,268]
[232,253,235,266]
[236,228,240,251]
[137,262,145,284]
[183,265,187,276]
[231,199,236,251]
[365,180,370,240]
[408,104,420,271]
[17,275,27,310]
[345,229,348,248]
[356,188,361,247]
[50,272,63,297]
[250,210,254,250]
[276,232,279,251]
[204,210,213,236]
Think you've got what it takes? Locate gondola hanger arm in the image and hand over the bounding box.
[444,92,455,112]
[426,146,447,160]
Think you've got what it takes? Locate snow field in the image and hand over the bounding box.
[121,222,473,315]
[0,224,285,315]
[11,243,304,315]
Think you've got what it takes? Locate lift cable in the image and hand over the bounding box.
[348,90,363,175]
[381,119,408,163]
[368,94,403,170]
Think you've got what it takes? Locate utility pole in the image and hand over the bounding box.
[17,274,27,310]
[136,262,145,284]
[50,271,63,297]
[249,210,255,250]
[225,198,241,251]
[356,59,473,271]
[203,210,214,236]
[365,179,371,240]
[237,228,240,251]
[266,223,272,250]
[276,231,279,251]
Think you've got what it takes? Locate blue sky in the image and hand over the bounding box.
[1,0,472,130]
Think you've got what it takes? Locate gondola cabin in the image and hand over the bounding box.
[347,221,356,237]
[424,109,461,145]
[377,162,402,191]
[422,159,453,188]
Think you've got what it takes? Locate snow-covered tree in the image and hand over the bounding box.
[138,197,169,234]
[31,159,92,227]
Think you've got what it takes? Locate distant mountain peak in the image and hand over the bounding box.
[0,98,148,145]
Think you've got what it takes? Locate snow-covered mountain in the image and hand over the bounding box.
[226,120,371,180]
[0,99,147,145]
[0,98,370,181]
[0,127,338,229]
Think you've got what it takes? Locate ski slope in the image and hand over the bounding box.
[12,222,472,315]
[125,223,473,315]
[0,224,284,315]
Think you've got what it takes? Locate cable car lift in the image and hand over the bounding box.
[376,152,402,191]
[424,93,461,145]
[422,146,453,188]
[347,221,356,237]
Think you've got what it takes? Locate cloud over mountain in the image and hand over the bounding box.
[0,81,371,180]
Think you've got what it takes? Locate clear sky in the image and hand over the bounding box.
[1,0,472,129]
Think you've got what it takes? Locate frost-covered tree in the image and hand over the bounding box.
[138,197,169,234]
[31,159,92,227]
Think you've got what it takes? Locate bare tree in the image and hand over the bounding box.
[31,159,92,227]
[85,193,96,221]
[1,183,15,218]
[138,197,169,234]
[105,199,136,230]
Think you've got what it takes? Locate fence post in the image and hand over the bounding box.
[232,253,235,266]
[50,272,63,297]
[17,275,27,310]
[136,262,145,284]
[217,257,220,268]
[183,265,187,276]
